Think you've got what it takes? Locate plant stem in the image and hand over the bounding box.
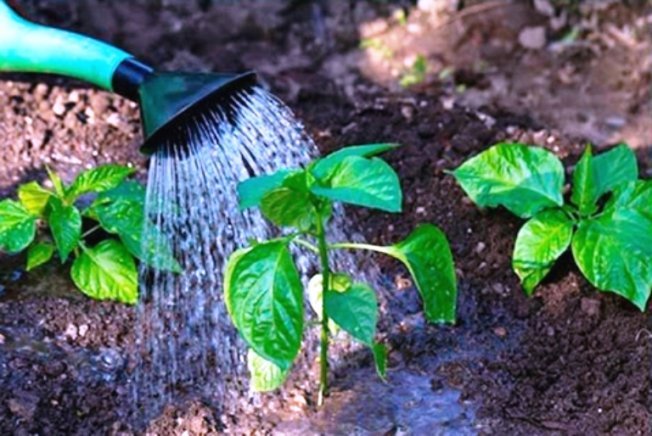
[81,225,101,238]
[315,216,330,406]
[329,241,390,255]
[293,238,319,253]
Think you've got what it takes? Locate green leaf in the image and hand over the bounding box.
[66,164,134,201]
[18,181,52,216]
[91,182,180,272]
[572,181,652,310]
[224,240,304,370]
[71,239,138,304]
[237,170,295,210]
[513,209,574,295]
[452,143,565,218]
[372,342,388,380]
[307,273,352,319]
[261,182,316,231]
[311,143,400,180]
[325,282,378,345]
[571,146,598,216]
[48,197,81,263]
[26,242,55,271]
[592,144,638,199]
[0,199,36,253]
[46,166,65,198]
[571,144,638,216]
[383,224,457,323]
[247,348,290,392]
[311,156,402,212]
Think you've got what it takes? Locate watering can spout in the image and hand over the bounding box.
[135,70,257,155]
[0,0,257,155]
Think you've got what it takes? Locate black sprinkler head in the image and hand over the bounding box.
[112,58,257,155]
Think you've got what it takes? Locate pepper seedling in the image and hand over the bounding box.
[453,142,652,310]
[0,164,179,304]
[225,143,457,404]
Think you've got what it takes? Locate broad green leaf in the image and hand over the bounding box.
[324,282,378,345]
[513,209,574,295]
[48,197,81,263]
[91,182,180,272]
[382,224,457,323]
[71,240,138,304]
[572,181,652,310]
[571,144,638,216]
[247,348,290,392]
[18,181,52,216]
[372,342,388,380]
[571,146,598,216]
[237,170,295,209]
[306,274,343,333]
[46,166,65,197]
[452,143,564,218]
[307,273,352,320]
[311,143,400,180]
[592,144,638,199]
[224,240,304,370]
[260,171,318,231]
[66,164,134,201]
[311,156,402,212]
[26,242,55,271]
[90,180,146,206]
[0,200,36,253]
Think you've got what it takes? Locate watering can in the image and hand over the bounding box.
[0,0,256,154]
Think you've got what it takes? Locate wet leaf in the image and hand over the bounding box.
[571,146,598,216]
[513,209,574,294]
[71,239,138,304]
[383,224,457,323]
[311,143,400,180]
[247,348,290,392]
[91,182,180,272]
[324,282,378,345]
[48,197,81,263]
[0,199,36,253]
[372,342,388,380]
[311,156,402,212]
[237,169,295,209]
[18,181,52,216]
[66,164,134,201]
[260,172,318,231]
[26,242,55,271]
[571,144,638,216]
[453,143,564,218]
[306,274,343,333]
[572,181,652,310]
[224,240,304,370]
[592,144,638,200]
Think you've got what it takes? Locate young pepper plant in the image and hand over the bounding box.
[452,142,652,310]
[225,143,457,404]
[0,164,179,304]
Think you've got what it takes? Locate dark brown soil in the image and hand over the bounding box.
[1,1,650,434]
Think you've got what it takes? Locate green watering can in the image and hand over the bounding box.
[0,1,256,154]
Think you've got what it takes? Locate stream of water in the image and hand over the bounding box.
[132,86,339,423]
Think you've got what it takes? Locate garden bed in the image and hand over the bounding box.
[1,1,650,434]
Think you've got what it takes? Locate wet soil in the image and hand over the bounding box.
[1,1,651,434]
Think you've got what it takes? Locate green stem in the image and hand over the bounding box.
[315,216,330,406]
[293,238,319,253]
[81,225,101,238]
[329,241,391,255]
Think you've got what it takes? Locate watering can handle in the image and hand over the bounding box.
[0,1,147,93]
